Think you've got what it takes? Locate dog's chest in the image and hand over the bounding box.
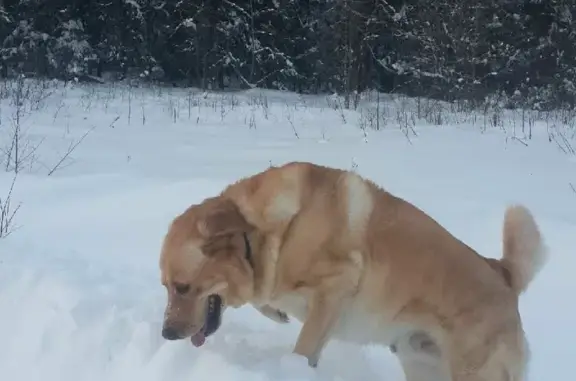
[269,292,406,345]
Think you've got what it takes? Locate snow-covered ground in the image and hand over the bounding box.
[0,80,574,381]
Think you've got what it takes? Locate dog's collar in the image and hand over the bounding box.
[242,232,254,269]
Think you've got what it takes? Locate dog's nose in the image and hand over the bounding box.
[162,326,180,340]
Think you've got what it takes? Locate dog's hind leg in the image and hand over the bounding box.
[446,326,528,381]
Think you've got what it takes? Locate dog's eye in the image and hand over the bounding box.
[174,283,190,295]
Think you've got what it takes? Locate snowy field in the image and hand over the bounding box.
[0,79,575,381]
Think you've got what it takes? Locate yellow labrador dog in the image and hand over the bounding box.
[159,161,547,381]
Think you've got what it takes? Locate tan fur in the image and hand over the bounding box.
[159,161,547,381]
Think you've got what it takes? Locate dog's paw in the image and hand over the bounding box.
[307,358,318,368]
[274,309,290,323]
[256,305,290,324]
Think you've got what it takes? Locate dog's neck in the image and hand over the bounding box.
[242,230,272,303]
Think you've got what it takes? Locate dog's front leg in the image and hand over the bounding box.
[292,292,344,368]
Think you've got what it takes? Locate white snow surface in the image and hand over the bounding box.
[0,81,575,381]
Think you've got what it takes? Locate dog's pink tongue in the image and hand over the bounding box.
[191,332,206,347]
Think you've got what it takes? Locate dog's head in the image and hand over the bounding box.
[159,196,256,346]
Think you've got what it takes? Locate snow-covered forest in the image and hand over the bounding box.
[1,0,575,109]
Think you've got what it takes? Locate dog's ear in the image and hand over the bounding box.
[197,198,252,238]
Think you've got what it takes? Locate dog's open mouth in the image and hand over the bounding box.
[190,294,223,347]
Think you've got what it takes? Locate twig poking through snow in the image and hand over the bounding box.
[0,174,21,239]
[511,136,528,147]
[47,125,96,176]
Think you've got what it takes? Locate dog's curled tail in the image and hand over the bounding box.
[501,204,548,295]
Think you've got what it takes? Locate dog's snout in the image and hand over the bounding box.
[162,326,181,340]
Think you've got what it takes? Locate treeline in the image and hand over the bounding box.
[1,0,574,109]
